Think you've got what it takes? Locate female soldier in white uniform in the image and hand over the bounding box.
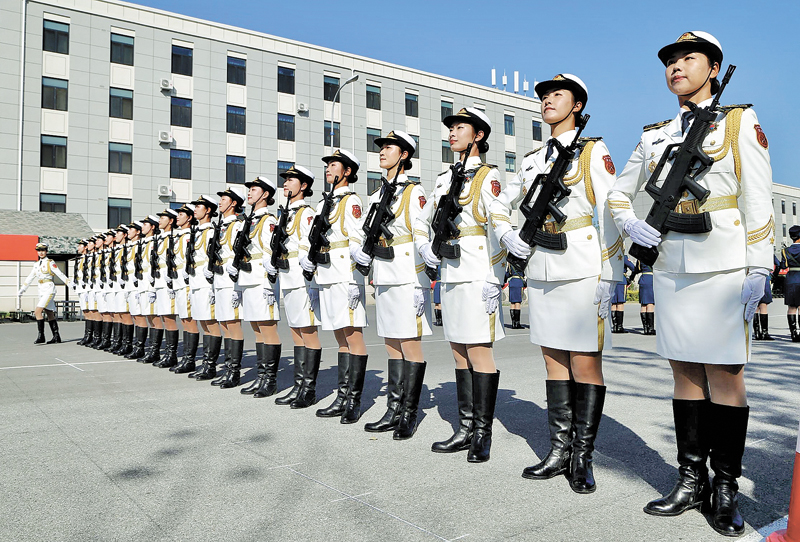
[300,150,370,424]
[136,216,163,362]
[75,240,93,345]
[272,165,323,409]
[106,225,128,354]
[354,131,431,440]
[414,108,506,463]
[93,231,115,350]
[18,242,73,344]
[121,222,144,358]
[607,32,773,536]
[492,74,623,493]
[226,176,283,398]
[170,204,201,373]
[83,237,102,348]
[151,209,181,368]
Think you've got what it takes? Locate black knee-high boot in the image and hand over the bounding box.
[218,339,244,389]
[759,313,774,340]
[393,360,427,440]
[341,354,368,424]
[467,371,500,463]
[646,312,656,335]
[291,348,321,409]
[316,352,351,417]
[77,319,91,345]
[570,383,606,493]
[253,344,281,398]
[752,314,763,340]
[34,319,46,344]
[138,328,163,363]
[364,359,404,433]
[194,335,221,380]
[154,330,179,368]
[275,346,306,405]
[174,332,200,373]
[431,368,474,453]
[523,380,574,479]
[127,326,148,359]
[709,403,749,536]
[46,319,62,344]
[211,338,232,385]
[789,314,799,342]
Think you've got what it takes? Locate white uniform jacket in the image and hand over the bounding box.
[608,102,774,273]
[279,200,314,291]
[188,222,215,290]
[22,257,70,288]
[108,244,124,293]
[137,237,156,293]
[173,227,191,287]
[213,214,241,290]
[75,254,89,291]
[235,208,278,290]
[152,231,178,290]
[491,132,624,282]
[96,248,111,291]
[369,174,430,288]
[414,156,506,285]
[314,186,366,287]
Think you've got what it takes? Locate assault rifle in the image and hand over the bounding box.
[425,143,473,281]
[82,253,90,287]
[205,214,224,283]
[629,65,736,267]
[506,115,590,273]
[229,209,255,281]
[134,239,143,283]
[108,244,117,283]
[99,248,108,288]
[150,227,161,281]
[120,241,129,282]
[303,175,338,281]
[166,232,178,286]
[90,253,96,288]
[268,191,293,284]
[185,225,197,278]
[356,177,398,276]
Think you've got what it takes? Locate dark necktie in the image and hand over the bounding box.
[545,139,557,161]
[681,111,695,134]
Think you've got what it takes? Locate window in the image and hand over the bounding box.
[532,120,542,141]
[278,66,295,94]
[169,201,184,210]
[505,152,516,173]
[170,150,191,179]
[171,45,193,76]
[227,56,246,85]
[504,115,515,136]
[324,120,340,148]
[324,75,340,102]
[227,105,246,134]
[170,97,192,128]
[366,128,381,152]
[411,135,420,150]
[40,193,66,213]
[408,176,420,183]
[794,202,797,216]
[43,20,69,54]
[277,114,295,141]
[441,100,453,121]
[366,85,381,110]
[110,33,134,65]
[441,141,454,163]
[782,200,786,214]
[784,224,788,238]
[42,78,68,111]
[108,198,131,228]
[109,143,132,174]
[109,88,133,119]
[226,156,246,184]
[277,161,293,188]
[405,93,418,117]
[41,136,67,169]
[367,172,382,196]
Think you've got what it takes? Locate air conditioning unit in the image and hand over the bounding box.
[158,130,172,144]
[160,78,173,91]
[297,102,309,113]
[158,184,172,197]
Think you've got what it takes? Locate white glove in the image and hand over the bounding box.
[482,282,501,314]
[413,286,426,317]
[299,255,316,273]
[351,245,372,266]
[623,218,662,248]
[347,284,362,310]
[593,280,616,320]
[182,269,190,282]
[741,268,769,323]
[168,289,176,300]
[419,242,441,268]
[148,291,156,304]
[263,287,276,306]
[501,230,532,259]
[208,291,215,306]
[262,258,277,277]
[203,266,214,280]
[308,288,320,314]
[231,290,241,309]
[132,292,140,304]
[17,285,27,296]
[225,263,239,279]
[68,280,77,291]
[149,277,155,287]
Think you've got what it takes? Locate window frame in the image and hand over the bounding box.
[277,66,295,95]
[366,84,381,110]
[226,155,246,184]
[505,152,516,173]
[323,75,340,102]
[171,45,193,76]
[504,114,515,137]
[441,100,453,122]
[441,140,454,164]
[40,193,67,213]
[170,97,192,128]
[405,93,419,117]
[107,198,132,228]
[366,128,381,153]
[227,56,246,86]
[110,33,134,66]
[532,120,543,141]
[108,142,133,174]
[170,149,192,180]
[277,113,295,141]
[41,135,67,169]
[43,20,69,54]
[324,120,341,148]
[226,105,246,135]
[109,88,133,120]
[367,171,382,196]
[42,77,68,111]
[277,161,294,188]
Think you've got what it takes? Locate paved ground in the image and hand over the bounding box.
[1,303,798,542]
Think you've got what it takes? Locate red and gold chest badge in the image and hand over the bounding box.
[490,180,501,197]
[603,155,616,175]
[419,195,427,208]
[269,224,275,232]
[307,216,313,225]
[352,205,362,219]
[754,124,769,149]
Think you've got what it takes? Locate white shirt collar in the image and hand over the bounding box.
[333,186,352,196]
[289,199,306,209]
[465,156,482,169]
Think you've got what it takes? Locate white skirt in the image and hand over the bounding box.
[527,276,610,353]
[139,291,155,316]
[240,285,280,322]
[35,282,57,311]
[176,285,192,319]
[128,291,142,316]
[96,290,109,313]
[375,284,432,339]
[78,291,89,311]
[654,269,749,364]
[155,288,176,316]
[110,290,128,313]
[283,287,319,328]
[190,287,216,321]
[441,281,504,344]
[214,287,241,323]
[319,282,367,331]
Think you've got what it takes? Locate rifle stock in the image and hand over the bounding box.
[357,177,398,276]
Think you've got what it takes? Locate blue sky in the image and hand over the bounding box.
[136,0,799,186]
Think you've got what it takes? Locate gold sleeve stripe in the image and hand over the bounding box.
[490,213,511,223]
[601,236,624,261]
[607,200,632,209]
[747,216,774,245]
[491,249,508,266]
[413,228,429,239]
[415,263,426,273]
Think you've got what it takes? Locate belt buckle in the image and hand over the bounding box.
[543,222,557,234]
[379,238,388,248]
[676,200,699,214]
[319,246,330,254]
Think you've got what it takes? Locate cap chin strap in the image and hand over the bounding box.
[679,69,713,98]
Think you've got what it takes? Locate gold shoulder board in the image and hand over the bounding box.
[643,119,671,132]
[718,103,753,113]
[524,146,543,158]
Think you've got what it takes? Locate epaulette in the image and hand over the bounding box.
[718,103,753,113]
[479,163,498,169]
[524,146,543,158]
[438,169,450,176]
[579,136,602,142]
[643,119,671,132]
